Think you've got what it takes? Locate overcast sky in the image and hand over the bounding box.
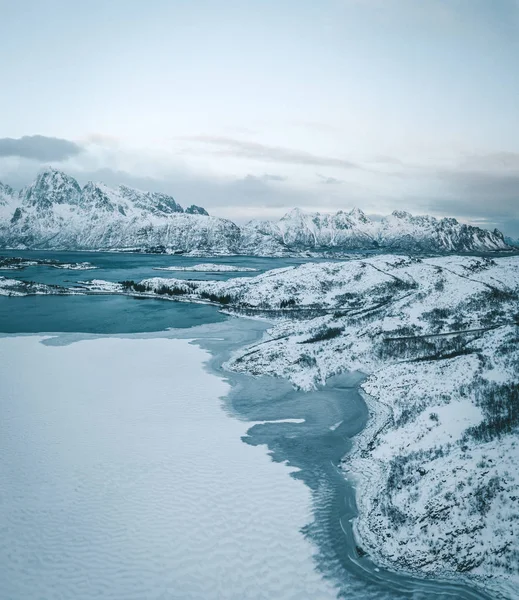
[1,0,518,236]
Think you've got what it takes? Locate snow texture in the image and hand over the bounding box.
[0,336,337,600]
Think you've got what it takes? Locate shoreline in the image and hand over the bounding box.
[344,386,511,600]
[0,317,500,599]
[185,317,496,599]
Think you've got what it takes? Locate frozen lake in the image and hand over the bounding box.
[0,335,337,599]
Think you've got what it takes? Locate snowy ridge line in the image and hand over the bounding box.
[0,167,513,254]
[343,388,493,595]
[381,321,516,341]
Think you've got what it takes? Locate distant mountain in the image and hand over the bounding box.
[245,207,510,253]
[0,168,235,253]
[0,168,511,254]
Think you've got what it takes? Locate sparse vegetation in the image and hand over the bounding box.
[472,477,502,516]
[120,280,188,296]
[301,326,343,344]
[200,291,234,304]
[280,297,297,308]
[465,382,519,442]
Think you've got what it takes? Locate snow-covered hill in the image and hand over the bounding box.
[0,167,511,254]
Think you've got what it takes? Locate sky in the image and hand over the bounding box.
[0,0,518,236]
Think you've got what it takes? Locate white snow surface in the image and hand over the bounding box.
[0,336,338,600]
[0,168,241,254]
[0,276,76,296]
[50,261,96,270]
[152,263,258,272]
[245,206,510,252]
[0,256,96,270]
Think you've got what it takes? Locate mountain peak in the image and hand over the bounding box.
[81,181,120,212]
[0,182,15,199]
[284,207,306,218]
[391,210,413,220]
[348,207,370,223]
[185,205,209,216]
[40,165,60,174]
[117,185,184,215]
[23,167,82,208]
[0,169,511,253]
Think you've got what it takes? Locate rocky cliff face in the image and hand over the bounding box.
[0,168,511,254]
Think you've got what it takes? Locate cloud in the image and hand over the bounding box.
[432,154,519,220]
[368,155,405,166]
[0,135,83,161]
[81,133,121,147]
[458,152,519,172]
[183,135,362,170]
[431,169,519,223]
[367,151,519,236]
[243,173,287,183]
[317,173,342,185]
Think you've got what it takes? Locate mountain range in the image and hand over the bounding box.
[0,167,511,254]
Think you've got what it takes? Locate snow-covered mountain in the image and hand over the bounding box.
[0,168,238,253]
[0,182,16,221]
[246,207,510,253]
[0,168,511,254]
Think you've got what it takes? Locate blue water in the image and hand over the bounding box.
[0,249,342,287]
[0,250,274,333]
[0,294,226,333]
[0,249,340,334]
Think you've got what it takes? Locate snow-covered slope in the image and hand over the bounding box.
[0,182,17,221]
[79,255,519,596]
[0,168,511,254]
[246,207,377,250]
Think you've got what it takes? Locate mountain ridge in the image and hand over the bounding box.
[0,167,511,254]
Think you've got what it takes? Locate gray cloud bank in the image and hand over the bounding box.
[0,135,83,161]
[184,136,362,170]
